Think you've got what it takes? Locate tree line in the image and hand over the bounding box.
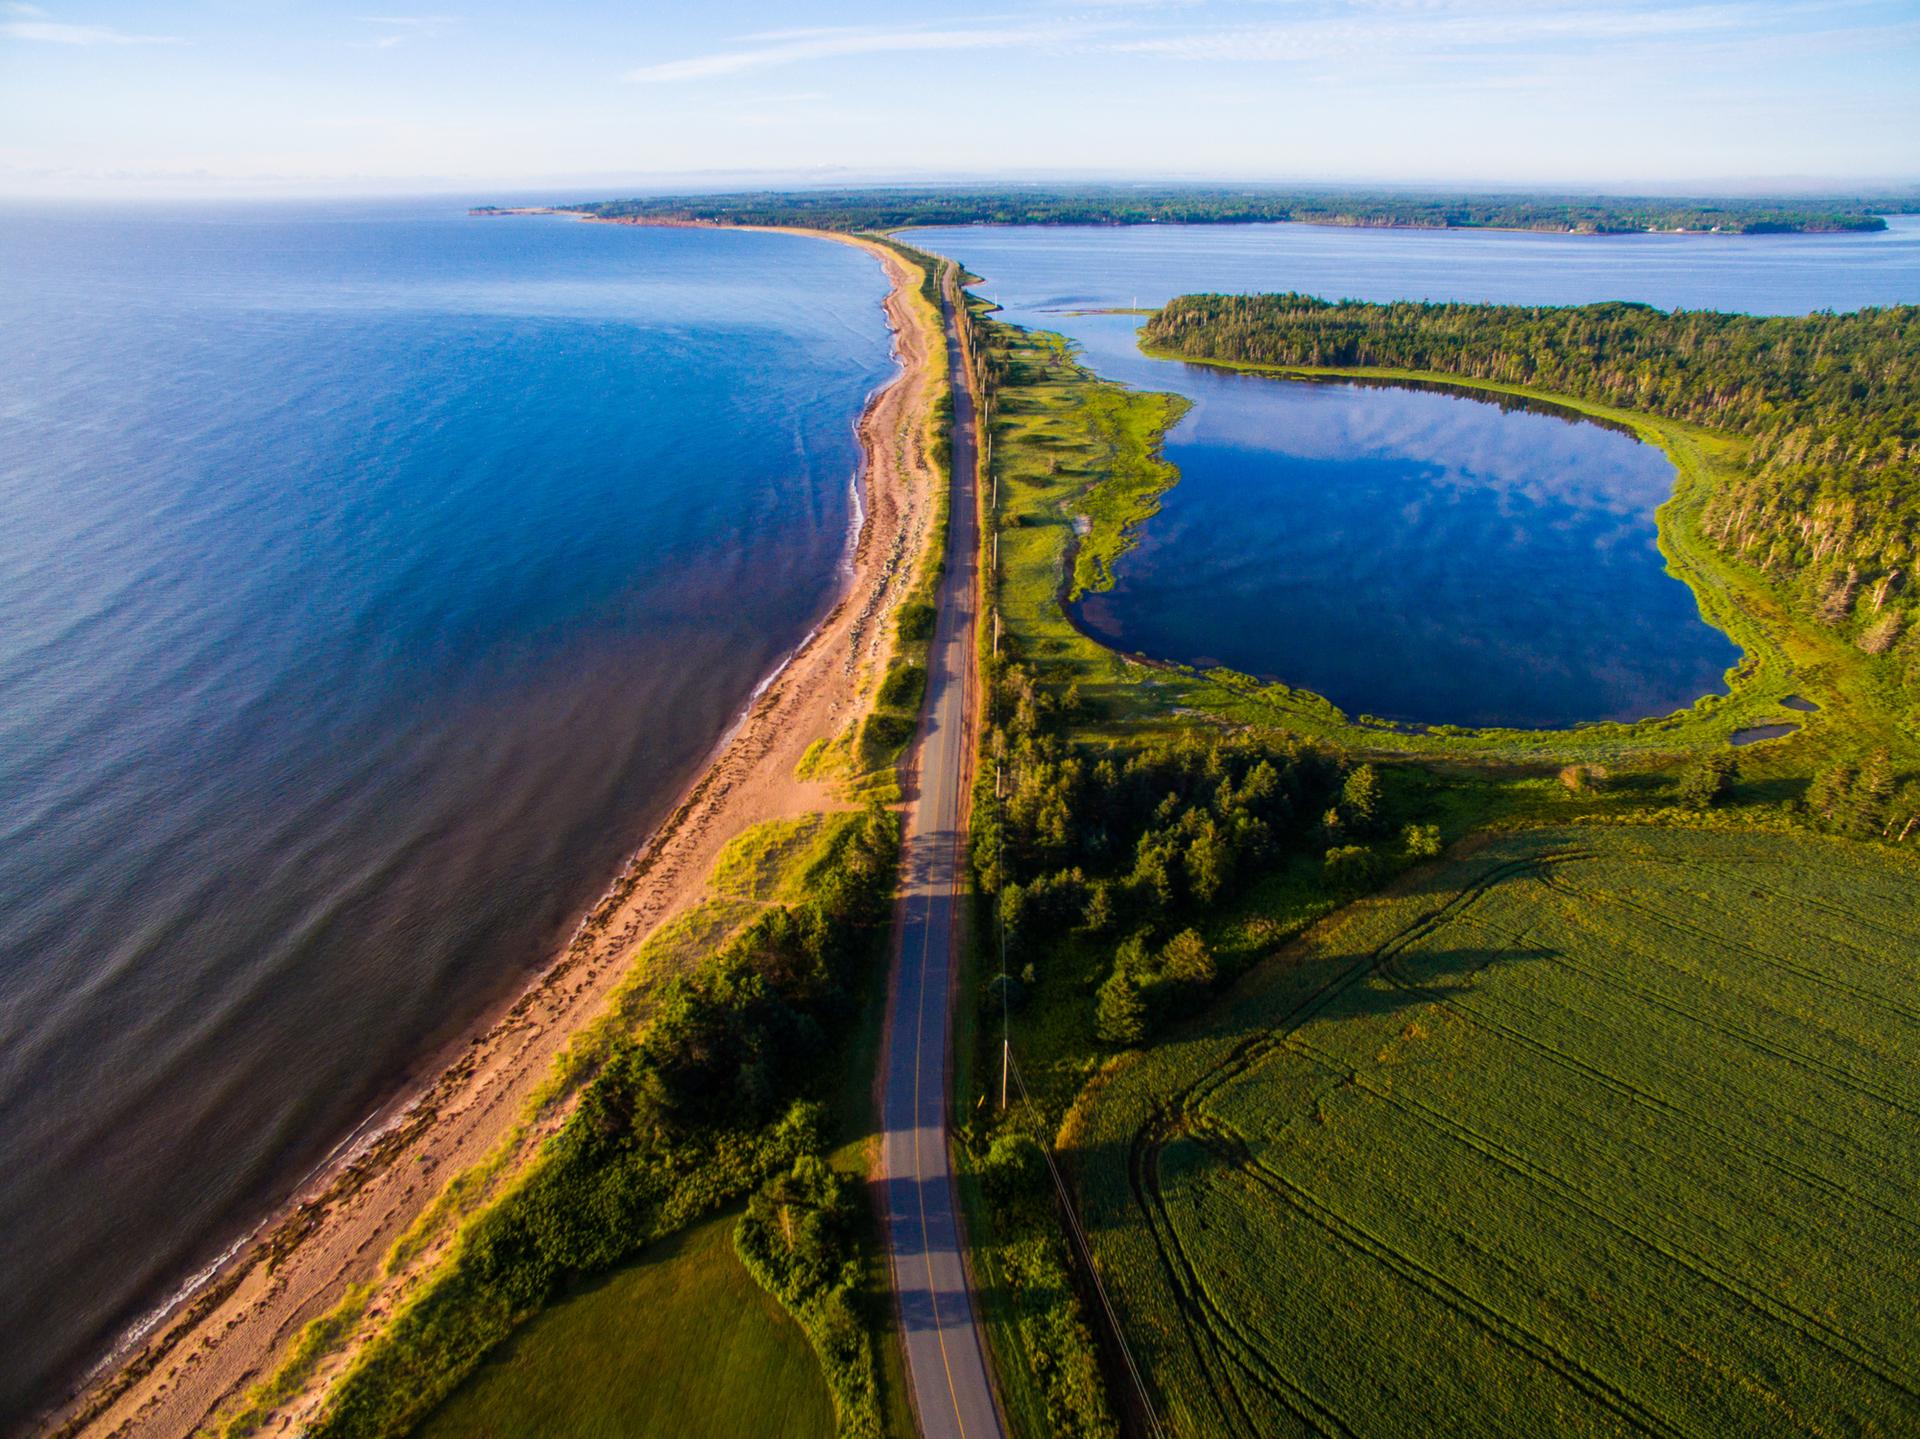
[972,659,1376,1045]
[572,187,1905,235]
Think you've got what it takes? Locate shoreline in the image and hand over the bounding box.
[48,225,943,1439]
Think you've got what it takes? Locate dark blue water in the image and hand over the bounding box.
[1081,375,1737,727]
[0,201,894,1423]
[915,220,1920,725]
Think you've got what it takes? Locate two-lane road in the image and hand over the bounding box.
[878,268,1002,1439]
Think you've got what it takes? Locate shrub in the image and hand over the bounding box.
[1403,823,1444,859]
[877,663,926,712]
[1158,929,1216,993]
[1677,753,1738,808]
[1324,843,1381,889]
[979,1132,1047,1208]
[896,600,937,643]
[735,1156,881,1439]
[861,711,915,755]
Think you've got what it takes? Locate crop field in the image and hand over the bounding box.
[1076,826,1920,1437]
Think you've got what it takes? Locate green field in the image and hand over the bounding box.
[416,1209,833,1439]
[1077,826,1920,1437]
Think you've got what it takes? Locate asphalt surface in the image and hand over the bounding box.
[878,274,1001,1439]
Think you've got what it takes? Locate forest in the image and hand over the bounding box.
[972,661,1365,1048]
[1142,294,1920,654]
[567,187,1907,235]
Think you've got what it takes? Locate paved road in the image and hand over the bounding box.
[878,271,1002,1439]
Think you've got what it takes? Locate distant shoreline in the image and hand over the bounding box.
[475,197,1901,239]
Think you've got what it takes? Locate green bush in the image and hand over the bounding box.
[1403,823,1444,859]
[734,1156,881,1439]
[1323,843,1382,889]
[877,662,926,713]
[1677,753,1738,808]
[860,711,915,757]
[896,601,936,644]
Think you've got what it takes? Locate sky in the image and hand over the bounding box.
[1,0,1916,196]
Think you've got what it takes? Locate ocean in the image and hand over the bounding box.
[0,200,896,1424]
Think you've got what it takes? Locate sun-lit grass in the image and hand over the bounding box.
[414,1209,833,1439]
[1077,826,1920,1437]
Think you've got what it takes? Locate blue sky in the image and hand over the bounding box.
[2,1,1916,195]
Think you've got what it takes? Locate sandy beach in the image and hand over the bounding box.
[48,230,943,1439]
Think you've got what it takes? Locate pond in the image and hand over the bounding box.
[1072,362,1740,728]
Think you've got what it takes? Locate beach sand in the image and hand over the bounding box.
[49,231,942,1439]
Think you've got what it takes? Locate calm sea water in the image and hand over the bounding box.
[0,202,894,1424]
[914,219,1920,724]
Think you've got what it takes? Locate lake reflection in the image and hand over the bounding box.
[1073,368,1740,728]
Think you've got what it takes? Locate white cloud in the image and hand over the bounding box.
[625,19,1114,83]
[621,3,1872,85]
[2,16,180,44]
[1109,4,1769,62]
[353,15,457,49]
[2,3,49,16]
